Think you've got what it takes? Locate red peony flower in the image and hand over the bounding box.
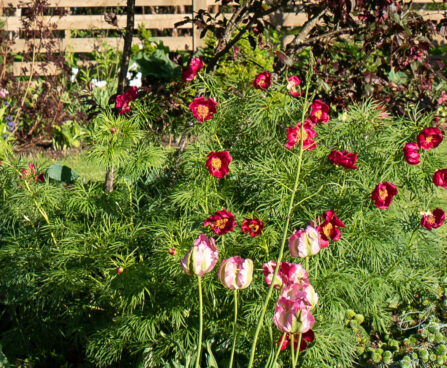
[437,91,447,105]
[286,120,317,150]
[316,210,345,248]
[204,209,236,235]
[206,151,232,178]
[241,218,264,237]
[309,99,329,124]
[189,97,218,123]
[421,208,445,230]
[182,57,204,81]
[403,142,420,165]
[253,71,272,90]
[278,330,315,352]
[433,169,447,189]
[328,150,358,169]
[417,127,443,150]
[116,87,138,115]
[371,182,398,209]
[287,76,303,98]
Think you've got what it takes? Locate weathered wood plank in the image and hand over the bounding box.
[4,14,193,30]
[10,36,193,52]
[2,0,198,7]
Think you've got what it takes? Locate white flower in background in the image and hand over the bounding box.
[139,43,144,50]
[129,72,142,88]
[70,67,79,82]
[128,62,138,71]
[126,72,132,80]
[90,79,107,88]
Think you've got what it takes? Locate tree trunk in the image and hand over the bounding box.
[105,166,115,193]
[117,0,136,95]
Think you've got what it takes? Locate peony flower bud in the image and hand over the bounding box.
[433,169,447,189]
[253,71,272,90]
[288,226,321,258]
[181,234,218,277]
[116,267,124,275]
[218,256,253,290]
[403,142,420,165]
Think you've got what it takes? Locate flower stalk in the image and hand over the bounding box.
[228,289,238,368]
[195,276,203,368]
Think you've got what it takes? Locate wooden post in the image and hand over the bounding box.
[192,0,207,51]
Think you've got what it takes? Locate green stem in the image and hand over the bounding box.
[270,333,287,368]
[195,276,203,368]
[291,334,296,368]
[305,257,309,272]
[221,236,225,254]
[247,80,312,368]
[384,230,417,277]
[229,289,238,368]
[124,180,134,228]
[215,133,224,151]
[294,333,303,366]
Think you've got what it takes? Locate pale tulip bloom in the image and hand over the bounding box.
[181,234,218,277]
[218,256,253,290]
[288,225,321,258]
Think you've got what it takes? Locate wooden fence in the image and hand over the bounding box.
[0,0,446,76]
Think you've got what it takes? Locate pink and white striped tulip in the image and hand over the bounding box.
[280,283,319,310]
[181,234,218,277]
[218,256,253,290]
[288,225,321,258]
[273,298,315,333]
[263,261,308,289]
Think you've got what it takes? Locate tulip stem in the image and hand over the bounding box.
[384,229,417,277]
[228,289,238,368]
[291,334,296,368]
[221,236,225,254]
[294,333,303,366]
[247,76,312,368]
[195,276,203,368]
[270,333,287,368]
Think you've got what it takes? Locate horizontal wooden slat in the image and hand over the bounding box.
[4,13,194,30]
[11,36,193,52]
[1,0,201,7]
[12,61,60,76]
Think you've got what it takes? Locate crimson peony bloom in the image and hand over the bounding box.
[421,208,445,230]
[371,182,398,209]
[328,150,358,169]
[287,76,302,98]
[218,256,254,290]
[116,87,138,114]
[309,99,329,124]
[182,57,204,81]
[403,142,420,165]
[286,120,317,150]
[253,71,272,90]
[316,210,345,248]
[206,151,232,178]
[278,330,315,352]
[189,97,218,123]
[417,127,443,150]
[181,234,218,277]
[263,261,308,290]
[204,209,236,235]
[433,169,447,188]
[241,218,264,237]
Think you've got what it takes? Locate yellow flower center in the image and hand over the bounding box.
[314,110,322,119]
[322,222,333,238]
[249,223,260,233]
[197,105,209,118]
[215,218,229,229]
[426,215,436,224]
[378,188,388,200]
[211,158,222,169]
[426,135,433,143]
[296,128,309,142]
